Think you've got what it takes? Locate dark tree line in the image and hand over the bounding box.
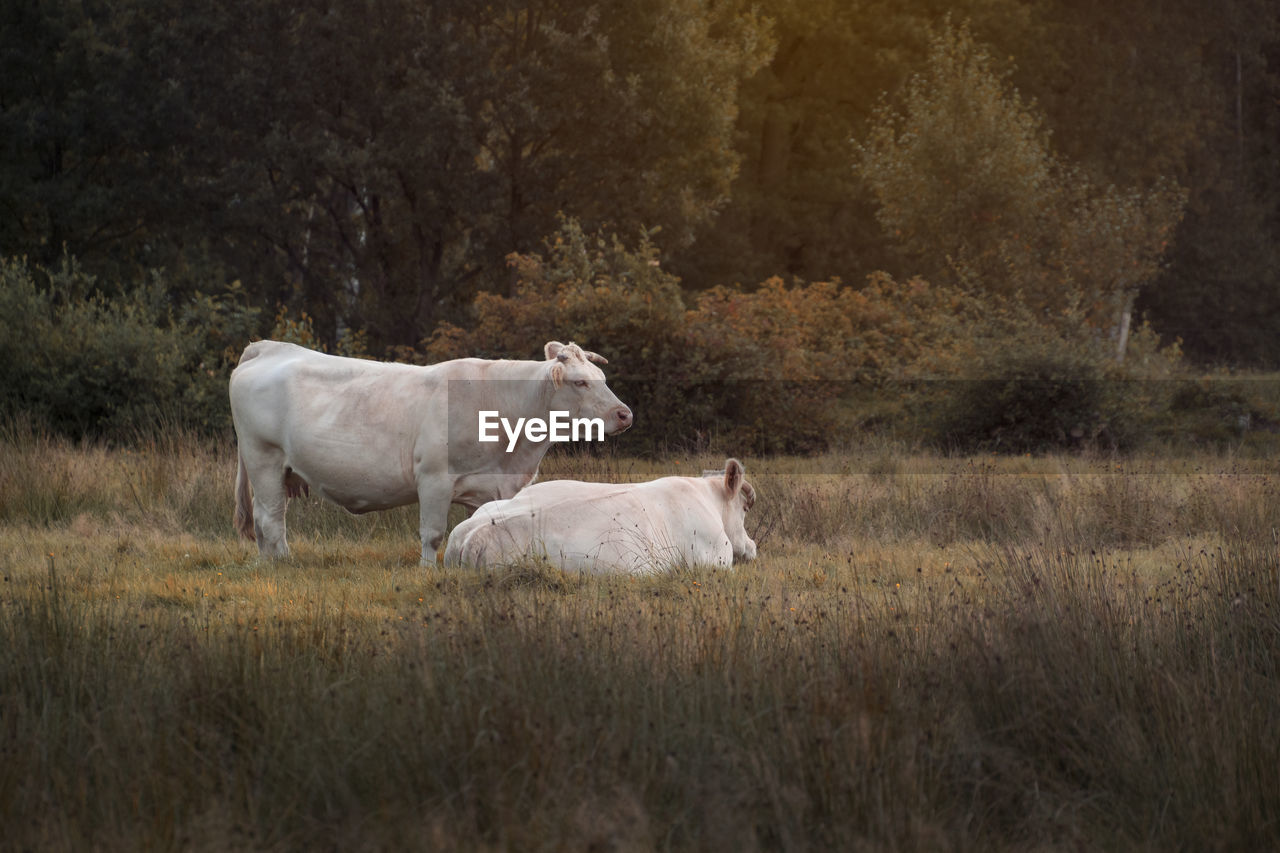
[3,0,1278,364]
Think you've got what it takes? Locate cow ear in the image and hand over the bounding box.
[549,362,565,388]
[723,458,744,498]
[544,341,566,360]
[583,349,608,365]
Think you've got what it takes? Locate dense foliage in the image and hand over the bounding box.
[1,0,768,349]
[2,1,1277,446]
[0,257,257,437]
[856,22,1185,351]
[4,0,1277,358]
[427,220,1004,452]
[428,220,1268,454]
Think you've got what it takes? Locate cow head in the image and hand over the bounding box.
[707,458,757,562]
[544,341,632,434]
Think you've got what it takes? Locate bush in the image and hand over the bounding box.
[682,274,989,451]
[0,256,179,437]
[917,306,1182,452]
[1161,375,1280,444]
[426,220,701,451]
[683,278,853,452]
[173,281,264,434]
[427,217,1199,455]
[933,336,1123,452]
[426,220,1003,454]
[0,255,259,439]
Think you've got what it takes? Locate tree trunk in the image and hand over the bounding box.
[1115,289,1136,363]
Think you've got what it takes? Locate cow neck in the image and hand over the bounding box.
[500,358,562,470]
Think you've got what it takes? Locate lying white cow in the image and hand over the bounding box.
[230,340,632,564]
[443,459,758,573]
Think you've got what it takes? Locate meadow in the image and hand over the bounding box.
[1,427,1278,850]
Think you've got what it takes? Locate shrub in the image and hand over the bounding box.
[0,255,260,439]
[683,278,852,452]
[173,281,263,434]
[268,305,369,359]
[427,219,694,450]
[917,305,1182,452]
[429,219,686,368]
[681,274,989,451]
[0,256,180,437]
[426,220,1008,454]
[933,336,1121,452]
[1161,375,1280,445]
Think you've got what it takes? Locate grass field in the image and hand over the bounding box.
[2,427,1278,850]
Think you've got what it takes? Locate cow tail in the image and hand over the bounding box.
[234,449,255,541]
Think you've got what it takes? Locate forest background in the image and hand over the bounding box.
[3,0,1278,453]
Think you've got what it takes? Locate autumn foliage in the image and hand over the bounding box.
[427,221,1006,452]
[417,218,1250,454]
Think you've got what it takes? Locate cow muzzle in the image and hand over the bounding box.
[610,406,633,433]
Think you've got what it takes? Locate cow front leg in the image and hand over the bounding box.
[240,445,291,559]
[417,480,453,566]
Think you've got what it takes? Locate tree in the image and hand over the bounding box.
[1,0,768,351]
[149,0,501,347]
[1022,0,1280,365]
[471,0,771,259]
[1127,0,1280,365]
[0,0,192,281]
[856,21,1058,293]
[158,0,767,350]
[856,20,1184,358]
[670,0,1037,289]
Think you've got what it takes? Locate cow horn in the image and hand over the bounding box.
[583,350,608,365]
[556,352,570,362]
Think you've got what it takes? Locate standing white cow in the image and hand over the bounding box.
[230,340,632,564]
[442,459,757,573]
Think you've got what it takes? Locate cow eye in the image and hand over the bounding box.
[574,380,589,388]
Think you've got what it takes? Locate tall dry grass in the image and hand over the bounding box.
[1,430,1278,850]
